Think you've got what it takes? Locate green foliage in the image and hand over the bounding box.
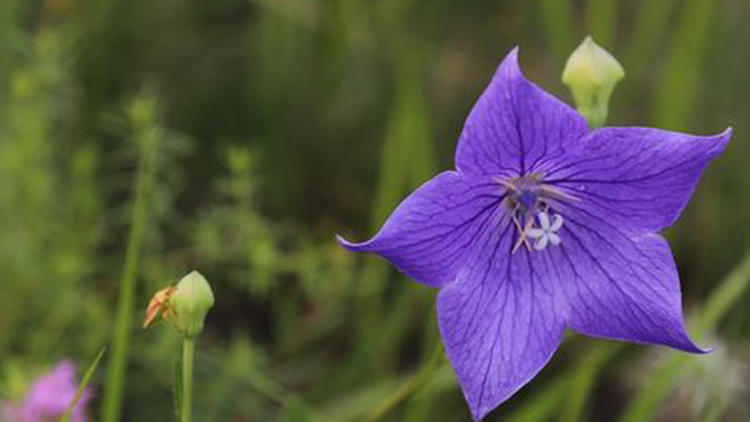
[0,1,748,422]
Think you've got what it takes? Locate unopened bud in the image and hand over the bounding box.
[562,36,624,129]
[143,271,214,339]
[168,271,215,339]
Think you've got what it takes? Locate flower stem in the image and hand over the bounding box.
[365,342,444,422]
[182,339,195,422]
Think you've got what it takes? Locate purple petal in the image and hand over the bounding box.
[5,360,92,422]
[437,223,565,420]
[553,200,707,353]
[24,361,77,418]
[544,127,732,232]
[455,47,589,178]
[338,171,504,287]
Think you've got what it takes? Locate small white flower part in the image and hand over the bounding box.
[525,212,563,251]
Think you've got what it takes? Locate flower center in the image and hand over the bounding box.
[494,174,577,253]
[495,173,546,216]
[518,191,537,211]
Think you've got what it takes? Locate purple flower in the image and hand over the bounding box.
[2,361,92,422]
[338,47,732,420]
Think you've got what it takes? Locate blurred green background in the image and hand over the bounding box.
[0,0,749,421]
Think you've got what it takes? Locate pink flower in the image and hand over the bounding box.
[2,360,91,422]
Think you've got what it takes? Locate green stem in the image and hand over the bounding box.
[101,111,159,422]
[618,248,750,422]
[537,0,574,62]
[559,343,620,422]
[697,250,750,334]
[182,339,195,422]
[365,343,444,422]
[585,0,617,48]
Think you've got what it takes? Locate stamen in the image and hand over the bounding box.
[539,185,579,202]
[494,177,518,193]
[512,216,533,253]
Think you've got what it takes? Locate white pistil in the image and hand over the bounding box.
[525,212,563,251]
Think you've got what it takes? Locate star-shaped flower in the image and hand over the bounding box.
[338,47,731,420]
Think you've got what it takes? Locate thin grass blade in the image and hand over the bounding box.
[58,347,106,422]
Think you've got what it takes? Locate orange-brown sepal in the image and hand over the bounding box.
[143,286,176,329]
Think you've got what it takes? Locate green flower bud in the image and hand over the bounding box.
[562,36,624,129]
[166,271,215,339]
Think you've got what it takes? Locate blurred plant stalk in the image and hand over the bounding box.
[364,342,443,422]
[101,97,161,422]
